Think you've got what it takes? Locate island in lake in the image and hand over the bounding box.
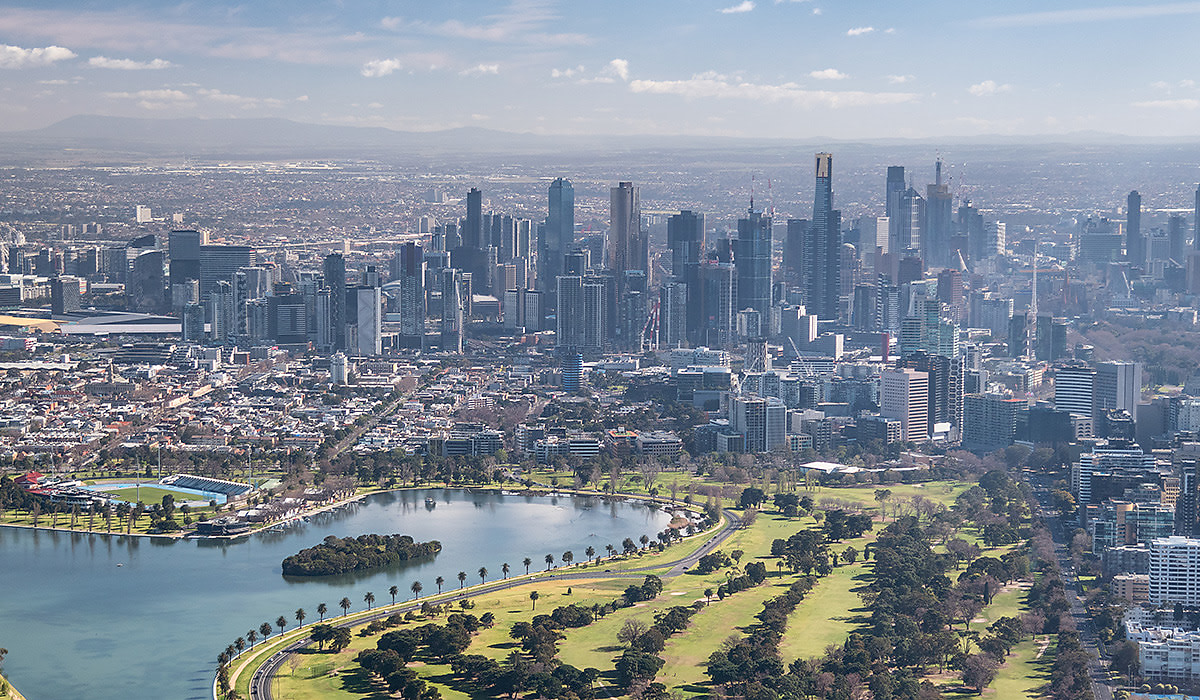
[282,534,442,576]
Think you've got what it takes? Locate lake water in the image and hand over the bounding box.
[0,488,672,700]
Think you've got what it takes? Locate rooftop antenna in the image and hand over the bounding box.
[750,175,756,213]
[767,177,776,218]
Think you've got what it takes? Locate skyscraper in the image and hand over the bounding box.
[168,229,206,286]
[542,178,574,294]
[1170,214,1188,263]
[783,219,808,287]
[806,153,842,319]
[885,166,907,256]
[735,207,772,322]
[609,182,646,287]
[323,253,347,351]
[922,160,953,267]
[1195,184,1200,251]
[463,187,483,250]
[199,244,254,300]
[396,242,425,340]
[881,368,929,442]
[1127,190,1144,266]
[668,210,705,345]
[441,267,464,353]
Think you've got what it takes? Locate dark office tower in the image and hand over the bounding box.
[783,219,808,287]
[609,182,646,287]
[556,275,583,349]
[1127,190,1144,265]
[923,160,953,267]
[885,166,907,252]
[441,267,464,353]
[51,276,81,315]
[199,245,254,300]
[806,153,842,319]
[542,178,575,294]
[734,207,772,321]
[323,253,347,350]
[464,188,483,250]
[397,242,425,339]
[958,201,985,263]
[1195,184,1200,250]
[668,210,705,344]
[128,250,166,313]
[168,229,206,286]
[701,260,738,348]
[1169,214,1187,263]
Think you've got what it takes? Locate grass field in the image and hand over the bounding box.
[101,485,204,504]
[778,557,872,662]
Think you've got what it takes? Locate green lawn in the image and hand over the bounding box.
[778,558,872,662]
[101,485,203,504]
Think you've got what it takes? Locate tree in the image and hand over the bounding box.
[310,624,333,651]
[260,622,273,639]
[639,535,649,550]
[618,619,649,645]
[502,562,510,579]
[478,566,488,584]
[874,488,892,519]
[704,588,714,604]
[562,551,574,567]
[961,653,1000,693]
[330,627,351,652]
[339,597,352,616]
[435,576,444,594]
[365,591,376,610]
[842,546,858,565]
[523,557,532,574]
[247,630,257,648]
[545,553,555,570]
[457,571,467,589]
[317,603,328,622]
[389,585,399,605]
[606,544,616,558]
[276,615,287,635]
[411,581,423,599]
[586,546,596,562]
[530,590,540,610]
[295,608,306,628]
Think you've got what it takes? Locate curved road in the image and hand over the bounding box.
[245,507,743,700]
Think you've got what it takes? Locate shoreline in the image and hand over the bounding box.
[0,481,696,543]
[1,670,27,700]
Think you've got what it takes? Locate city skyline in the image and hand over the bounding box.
[0,0,1198,138]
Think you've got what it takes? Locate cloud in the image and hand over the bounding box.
[968,80,1011,96]
[0,44,76,68]
[362,58,404,77]
[551,65,584,79]
[1133,98,1200,109]
[973,3,1200,28]
[380,1,590,47]
[812,8,822,14]
[88,56,173,70]
[810,68,847,80]
[196,88,285,109]
[608,58,630,81]
[105,88,193,110]
[887,74,914,84]
[629,71,916,108]
[719,1,756,13]
[846,26,875,36]
[460,63,500,76]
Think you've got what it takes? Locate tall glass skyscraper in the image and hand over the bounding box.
[1127,190,1143,266]
[609,181,645,288]
[668,210,705,344]
[542,178,574,295]
[806,153,842,319]
[735,207,772,324]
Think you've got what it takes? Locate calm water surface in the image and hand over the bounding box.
[0,488,671,700]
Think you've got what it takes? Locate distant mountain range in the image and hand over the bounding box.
[0,115,1195,163]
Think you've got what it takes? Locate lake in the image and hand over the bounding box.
[0,488,673,700]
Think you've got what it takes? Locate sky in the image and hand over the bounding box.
[1,0,1199,139]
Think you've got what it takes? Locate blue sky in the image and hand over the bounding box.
[1,0,1198,138]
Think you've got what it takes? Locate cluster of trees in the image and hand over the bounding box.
[615,604,703,697]
[281,534,441,576]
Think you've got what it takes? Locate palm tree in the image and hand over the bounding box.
[545,553,554,570]
[364,591,375,610]
[316,603,327,621]
[478,566,488,584]
[530,590,540,610]
[704,588,714,604]
[435,576,445,594]
[235,637,245,653]
[295,608,306,628]
[339,597,352,617]
[585,546,596,563]
[457,571,467,589]
[502,562,510,579]
[562,551,574,567]
[605,544,615,558]
[411,580,423,599]
[260,622,273,639]
[276,615,287,635]
[523,557,532,574]
[247,630,257,648]
[389,585,399,605]
[640,534,650,549]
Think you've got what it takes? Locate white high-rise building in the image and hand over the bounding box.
[880,368,929,442]
[135,205,152,223]
[730,396,787,453]
[1149,536,1200,607]
[354,286,382,356]
[1095,361,1142,418]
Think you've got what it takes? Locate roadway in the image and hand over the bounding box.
[246,507,742,700]
[1029,473,1114,700]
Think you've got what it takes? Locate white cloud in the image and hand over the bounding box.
[810,68,847,80]
[968,79,1012,96]
[196,88,285,108]
[88,56,172,70]
[846,26,875,36]
[105,88,192,110]
[719,1,755,13]
[460,63,499,76]
[887,74,914,84]
[608,58,630,81]
[629,71,916,108]
[1133,98,1200,109]
[362,58,403,77]
[380,1,590,47]
[974,3,1200,28]
[812,8,822,14]
[0,44,76,68]
[551,65,584,79]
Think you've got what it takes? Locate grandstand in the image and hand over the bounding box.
[161,474,254,499]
